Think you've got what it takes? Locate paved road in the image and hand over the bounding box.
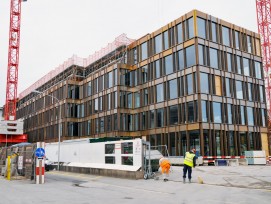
[0,166,270,204]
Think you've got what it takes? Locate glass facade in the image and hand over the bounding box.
[18,10,267,158]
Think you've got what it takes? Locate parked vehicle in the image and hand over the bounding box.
[45,158,54,171]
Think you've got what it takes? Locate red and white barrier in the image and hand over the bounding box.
[36,142,45,184]
[203,156,246,159]
[202,156,246,165]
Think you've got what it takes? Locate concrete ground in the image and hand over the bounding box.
[0,165,270,204]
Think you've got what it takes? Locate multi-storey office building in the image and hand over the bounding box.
[17,10,270,157]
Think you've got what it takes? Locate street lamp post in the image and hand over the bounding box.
[32,90,61,171]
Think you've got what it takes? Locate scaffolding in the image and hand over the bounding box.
[19,34,134,101]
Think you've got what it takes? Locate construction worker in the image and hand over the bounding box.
[183,148,197,183]
[159,156,171,182]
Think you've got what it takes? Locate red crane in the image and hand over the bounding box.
[0,0,27,144]
[256,0,271,116]
[4,0,26,120]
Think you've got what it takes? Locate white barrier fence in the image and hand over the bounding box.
[45,139,143,172]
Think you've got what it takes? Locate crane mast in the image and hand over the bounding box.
[0,0,27,145]
[4,0,24,121]
[256,0,271,116]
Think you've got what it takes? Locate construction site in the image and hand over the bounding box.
[0,1,271,203]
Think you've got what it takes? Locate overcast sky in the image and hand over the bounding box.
[0,0,257,106]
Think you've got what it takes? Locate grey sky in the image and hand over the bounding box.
[0,0,257,106]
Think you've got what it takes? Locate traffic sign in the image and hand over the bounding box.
[35,147,45,159]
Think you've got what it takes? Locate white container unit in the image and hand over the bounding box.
[45,138,143,171]
[245,151,266,165]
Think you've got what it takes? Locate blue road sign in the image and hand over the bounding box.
[35,148,45,158]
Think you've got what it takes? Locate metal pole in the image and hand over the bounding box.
[57,102,61,171]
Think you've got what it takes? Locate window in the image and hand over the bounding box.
[201,100,208,122]
[168,79,178,99]
[236,56,242,74]
[127,93,132,108]
[108,71,113,88]
[107,115,111,132]
[105,156,115,164]
[163,31,169,50]
[185,45,196,67]
[189,130,200,152]
[215,76,222,96]
[236,81,243,99]
[228,131,235,156]
[209,48,218,69]
[121,142,133,154]
[198,45,206,66]
[227,104,233,124]
[247,35,252,53]
[99,97,103,111]
[105,144,115,154]
[180,131,187,156]
[187,101,197,123]
[134,113,139,131]
[222,26,230,46]
[227,53,232,72]
[94,98,99,113]
[215,131,221,156]
[141,42,148,61]
[155,60,161,78]
[213,102,222,123]
[87,120,91,135]
[170,133,176,156]
[247,83,252,101]
[169,105,178,125]
[122,156,133,166]
[179,76,184,97]
[68,122,78,136]
[240,132,247,155]
[132,48,137,64]
[240,106,246,125]
[143,88,148,106]
[100,117,104,133]
[164,55,174,75]
[255,38,261,56]
[247,107,254,126]
[156,83,164,103]
[200,73,209,94]
[187,17,194,39]
[255,61,262,79]
[259,85,265,102]
[177,23,183,44]
[178,50,184,70]
[197,17,206,38]
[156,108,164,127]
[211,22,217,42]
[87,82,92,96]
[203,130,209,156]
[261,109,266,127]
[225,78,232,97]
[128,114,133,131]
[243,58,250,76]
[186,74,193,95]
[113,69,118,86]
[235,31,240,49]
[150,110,155,128]
[249,132,254,150]
[141,65,148,83]
[154,34,162,54]
[134,92,140,108]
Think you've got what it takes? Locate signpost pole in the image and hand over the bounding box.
[35,142,45,184]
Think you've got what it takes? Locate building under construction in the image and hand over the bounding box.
[16,10,270,157]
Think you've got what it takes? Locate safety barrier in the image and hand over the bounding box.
[203,156,246,166]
